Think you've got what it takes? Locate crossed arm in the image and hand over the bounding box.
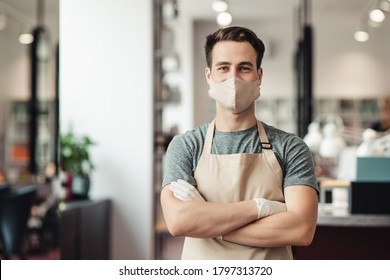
[160,183,318,248]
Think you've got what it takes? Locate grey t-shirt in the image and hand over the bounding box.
[162,121,319,194]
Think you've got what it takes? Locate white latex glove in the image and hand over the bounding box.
[253,198,287,219]
[169,179,205,201]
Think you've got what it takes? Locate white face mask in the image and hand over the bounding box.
[208,76,261,114]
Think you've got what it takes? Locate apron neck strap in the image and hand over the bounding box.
[257,121,283,186]
[203,120,215,155]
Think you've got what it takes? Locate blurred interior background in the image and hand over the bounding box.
[0,0,389,260]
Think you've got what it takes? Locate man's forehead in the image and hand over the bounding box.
[212,41,256,60]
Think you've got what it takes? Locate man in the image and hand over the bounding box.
[161,26,319,260]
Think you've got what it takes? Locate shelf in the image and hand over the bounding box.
[3,100,56,185]
[315,98,380,131]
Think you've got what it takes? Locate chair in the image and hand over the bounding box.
[0,185,37,259]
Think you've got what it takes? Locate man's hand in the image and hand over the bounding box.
[253,198,287,219]
[169,179,205,201]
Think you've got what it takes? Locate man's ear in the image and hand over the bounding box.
[258,68,263,84]
[205,67,211,84]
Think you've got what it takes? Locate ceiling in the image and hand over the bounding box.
[0,0,387,43]
[0,0,374,23]
[178,0,370,22]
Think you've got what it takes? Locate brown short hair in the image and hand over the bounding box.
[204,26,265,70]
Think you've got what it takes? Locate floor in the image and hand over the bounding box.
[28,248,61,260]
[1,234,183,260]
[0,248,60,260]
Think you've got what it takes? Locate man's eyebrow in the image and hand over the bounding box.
[215,61,231,66]
[238,61,254,67]
[214,61,254,67]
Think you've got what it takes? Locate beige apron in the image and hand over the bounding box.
[181,120,293,260]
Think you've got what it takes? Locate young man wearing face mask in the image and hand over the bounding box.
[160,26,319,260]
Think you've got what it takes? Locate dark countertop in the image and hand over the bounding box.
[317,203,390,227]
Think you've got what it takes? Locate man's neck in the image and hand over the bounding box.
[214,106,257,132]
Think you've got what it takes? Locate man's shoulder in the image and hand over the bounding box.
[177,123,209,140]
[262,122,308,154]
[262,122,300,141]
[169,123,209,150]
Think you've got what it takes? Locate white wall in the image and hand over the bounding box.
[60,0,154,259]
[313,13,390,98]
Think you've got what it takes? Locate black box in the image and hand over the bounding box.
[349,182,390,214]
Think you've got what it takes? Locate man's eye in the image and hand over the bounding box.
[240,67,251,72]
[217,66,228,71]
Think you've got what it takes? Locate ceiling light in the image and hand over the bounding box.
[217,12,232,26]
[354,0,388,41]
[354,30,369,42]
[369,8,386,23]
[354,20,369,42]
[19,29,34,44]
[212,1,228,13]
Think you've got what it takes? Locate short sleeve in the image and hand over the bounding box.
[282,135,319,194]
[161,135,197,188]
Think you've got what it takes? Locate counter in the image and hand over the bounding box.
[293,203,390,260]
[317,203,390,227]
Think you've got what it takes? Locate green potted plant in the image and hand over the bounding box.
[60,131,96,200]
